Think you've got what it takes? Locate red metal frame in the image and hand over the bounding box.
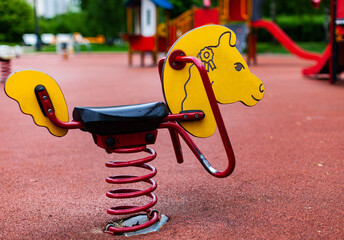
[38,51,235,178]
[104,145,159,234]
[35,50,236,234]
[159,50,236,177]
[35,86,82,129]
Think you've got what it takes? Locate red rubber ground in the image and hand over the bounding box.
[0,53,343,239]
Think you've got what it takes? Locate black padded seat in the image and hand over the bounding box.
[73,102,169,135]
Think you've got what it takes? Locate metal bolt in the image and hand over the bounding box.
[195,114,199,119]
[105,137,116,147]
[184,115,188,119]
[145,133,155,144]
[172,62,176,66]
[47,108,53,113]
[42,95,47,100]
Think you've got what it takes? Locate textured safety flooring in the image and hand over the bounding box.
[0,53,343,239]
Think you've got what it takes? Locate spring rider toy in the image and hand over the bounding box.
[4,25,264,236]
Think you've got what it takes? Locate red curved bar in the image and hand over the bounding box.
[46,112,82,129]
[35,84,82,129]
[162,51,236,178]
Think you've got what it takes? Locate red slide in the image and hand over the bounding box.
[302,43,331,76]
[252,20,321,61]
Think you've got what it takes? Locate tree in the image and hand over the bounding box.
[262,0,327,17]
[0,0,34,42]
[169,0,204,18]
[80,0,126,44]
[39,12,89,36]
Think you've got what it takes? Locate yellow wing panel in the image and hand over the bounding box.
[5,70,69,137]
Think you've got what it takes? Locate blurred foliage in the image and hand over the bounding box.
[276,15,326,42]
[80,0,126,43]
[256,41,327,54]
[257,15,327,42]
[40,42,128,52]
[39,12,88,35]
[258,0,329,42]
[0,0,33,42]
[261,0,328,17]
[169,0,204,18]
[0,0,332,43]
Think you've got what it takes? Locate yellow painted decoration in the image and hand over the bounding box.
[162,25,264,138]
[5,70,69,137]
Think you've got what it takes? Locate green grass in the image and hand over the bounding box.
[0,42,21,46]
[40,43,128,52]
[1,41,327,55]
[39,41,326,55]
[256,41,328,54]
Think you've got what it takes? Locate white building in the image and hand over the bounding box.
[26,0,80,18]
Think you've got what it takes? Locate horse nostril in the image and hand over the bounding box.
[259,84,264,93]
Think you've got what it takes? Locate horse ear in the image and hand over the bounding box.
[228,31,236,47]
[218,31,236,48]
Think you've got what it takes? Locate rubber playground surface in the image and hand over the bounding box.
[0,53,343,239]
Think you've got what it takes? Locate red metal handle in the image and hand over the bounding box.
[35,85,82,129]
[160,50,236,178]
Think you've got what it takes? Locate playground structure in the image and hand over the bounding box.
[302,0,344,83]
[5,25,264,236]
[122,0,174,66]
[123,0,253,66]
[247,0,322,64]
[55,34,74,59]
[122,0,321,66]
[124,0,324,67]
[248,0,344,83]
[22,33,100,57]
[123,0,343,83]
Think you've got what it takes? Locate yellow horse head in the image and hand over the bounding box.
[162,25,264,138]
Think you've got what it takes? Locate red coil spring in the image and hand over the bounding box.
[104,146,159,234]
[0,59,11,83]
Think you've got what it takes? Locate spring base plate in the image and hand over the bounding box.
[106,214,169,236]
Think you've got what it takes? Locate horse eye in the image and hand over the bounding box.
[234,62,245,71]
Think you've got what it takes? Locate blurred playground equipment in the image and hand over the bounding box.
[23,33,54,46]
[5,25,264,236]
[56,34,74,58]
[80,34,106,44]
[302,0,344,83]
[122,0,174,66]
[22,33,102,57]
[248,0,322,64]
[122,0,321,66]
[23,33,104,46]
[248,0,343,83]
[73,33,92,54]
[123,0,252,66]
[123,0,343,83]
[0,45,22,83]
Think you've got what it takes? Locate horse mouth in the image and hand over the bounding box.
[251,95,262,102]
[252,84,264,102]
